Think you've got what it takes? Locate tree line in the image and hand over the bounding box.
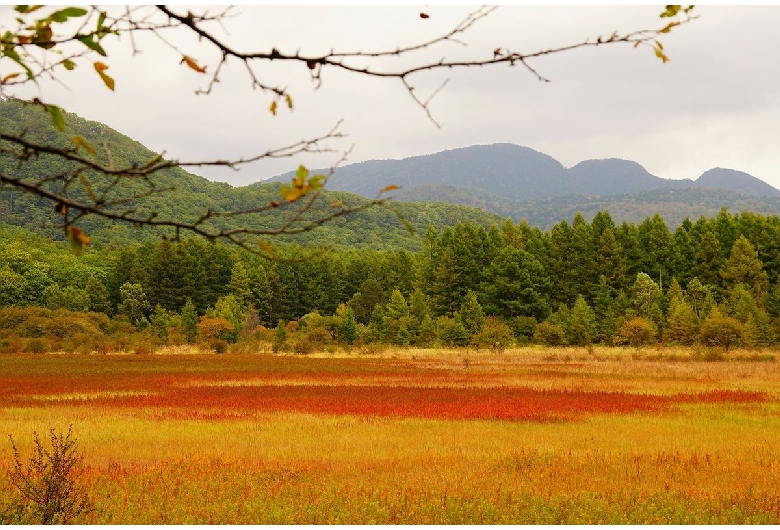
[2,206,780,353]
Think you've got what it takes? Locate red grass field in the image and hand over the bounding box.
[1,350,779,523]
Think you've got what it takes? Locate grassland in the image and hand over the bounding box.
[1,347,779,524]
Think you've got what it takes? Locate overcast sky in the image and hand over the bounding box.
[10,5,780,189]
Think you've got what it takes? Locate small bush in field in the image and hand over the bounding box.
[614,317,656,352]
[472,317,514,352]
[700,316,744,352]
[5,426,92,525]
[210,340,229,354]
[534,321,566,346]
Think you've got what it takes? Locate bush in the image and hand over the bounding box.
[699,316,744,352]
[436,316,469,347]
[533,321,566,346]
[472,316,514,352]
[5,426,92,524]
[614,317,656,351]
[22,337,49,354]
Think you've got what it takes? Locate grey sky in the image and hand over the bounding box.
[10,5,780,189]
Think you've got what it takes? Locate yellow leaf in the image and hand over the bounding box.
[258,241,276,258]
[285,94,293,109]
[72,135,95,155]
[1,72,20,83]
[181,55,207,73]
[654,47,669,63]
[93,61,115,91]
[379,184,401,194]
[330,200,343,208]
[66,226,90,255]
[269,100,278,116]
[279,184,303,202]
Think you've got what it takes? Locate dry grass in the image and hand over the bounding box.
[1,350,779,523]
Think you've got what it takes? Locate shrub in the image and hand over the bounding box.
[507,316,537,344]
[22,338,49,354]
[5,426,92,525]
[699,316,744,352]
[533,321,566,346]
[436,316,469,347]
[614,317,656,351]
[472,317,514,352]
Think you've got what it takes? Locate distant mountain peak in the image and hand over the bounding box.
[695,167,780,197]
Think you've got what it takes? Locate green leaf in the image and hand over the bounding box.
[77,34,106,56]
[1,46,34,79]
[295,165,309,183]
[660,5,681,18]
[97,11,106,29]
[308,174,327,190]
[14,5,42,14]
[49,7,87,23]
[48,104,65,131]
[62,59,76,70]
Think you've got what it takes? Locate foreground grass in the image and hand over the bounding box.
[1,351,779,523]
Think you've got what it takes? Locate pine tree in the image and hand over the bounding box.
[458,290,486,337]
[686,277,716,320]
[229,261,252,312]
[567,295,597,346]
[721,235,769,304]
[149,304,170,343]
[593,227,628,292]
[664,279,697,345]
[691,231,725,293]
[180,298,199,343]
[417,314,437,347]
[481,247,551,321]
[593,276,618,344]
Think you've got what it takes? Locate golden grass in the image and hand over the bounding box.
[1,350,779,523]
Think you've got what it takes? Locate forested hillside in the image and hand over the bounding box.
[2,208,780,354]
[0,99,500,250]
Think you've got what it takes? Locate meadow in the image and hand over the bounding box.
[1,347,780,524]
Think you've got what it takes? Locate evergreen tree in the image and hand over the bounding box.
[547,220,573,306]
[593,276,618,344]
[664,279,697,345]
[569,212,595,300]
[417,314,437,347]
[348,278,385,324]
[429,245,461,316]
[691,231,725,294]
[567,295,597,346]
[229,261,252,312]
[721,235,769,304]
[385,289,412,345]
[481,246,551,321]
[180,298,199,343]
[149,304,170,343]
[458,290,486,337]
[593,227,628,292]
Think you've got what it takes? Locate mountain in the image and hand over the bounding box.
[695,168,780,197]
[270,143,779,205]
[272,144,571,201]
[566,158,693,195]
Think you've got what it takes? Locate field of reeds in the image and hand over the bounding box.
[1,347,780,524]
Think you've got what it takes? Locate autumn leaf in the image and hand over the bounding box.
[269,100,278,116]
[379,184,401,194]
[258,241,276,259]
[72,135,95,155]
[181,55,207,73]
[420,12,429,19]
[66,226,90,255]
[285,93,293,109]
[1,72,20,83]
[54,201,67,215]
[93,61,115,91]
[330,200,343,208]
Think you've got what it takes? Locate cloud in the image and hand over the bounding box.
[7,6,780,188]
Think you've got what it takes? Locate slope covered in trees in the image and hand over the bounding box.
[0,99,500,250]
